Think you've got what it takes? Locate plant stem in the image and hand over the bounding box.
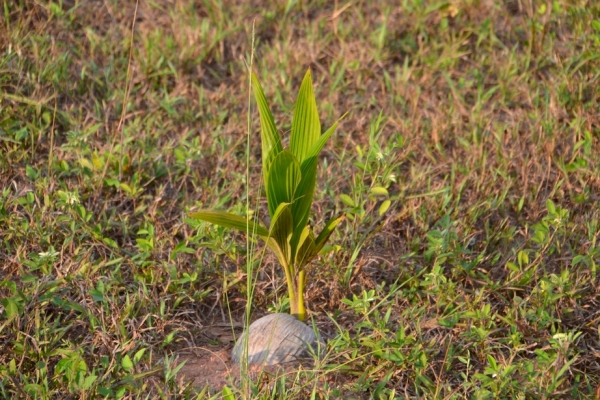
[283,263,298,317]
[296,270,306,321]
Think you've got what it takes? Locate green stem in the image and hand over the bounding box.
[296,270,306,321]
[282,262,297,317]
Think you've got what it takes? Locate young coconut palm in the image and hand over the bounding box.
[190,69,343,322]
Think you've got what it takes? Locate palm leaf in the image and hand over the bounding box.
[269,203,294,268]
[189,210,284,262]
[267,150,301,219]
[189,210,269,238]
[290,69,321,165]
[295,226,316,268]
[290,121,339,257]
[313,215,344,257]
[289,158,316,258]
[252,73,283,192]
[301,120,339,166]
[268,203,297,314]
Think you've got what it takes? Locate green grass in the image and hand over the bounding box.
[1,0,599,398]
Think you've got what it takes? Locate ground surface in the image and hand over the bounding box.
[1,0,600,398]
[177,347,307,394]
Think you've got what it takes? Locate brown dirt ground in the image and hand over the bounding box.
[176,347,235,392]
[176,345,309,394]
[174,313,363,395]
[173,317,319,393]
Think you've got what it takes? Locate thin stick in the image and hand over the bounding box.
[118,0,140,180]
[241,20,256,396]
[94,0,140,200]
[47,96,57,178]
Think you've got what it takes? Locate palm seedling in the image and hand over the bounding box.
[190,69,343,322]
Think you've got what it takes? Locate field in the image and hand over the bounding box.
[1,0,600,398]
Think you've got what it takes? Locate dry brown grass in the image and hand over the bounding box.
[1,0,599,398]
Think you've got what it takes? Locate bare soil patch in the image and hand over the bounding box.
[176,345,300,393]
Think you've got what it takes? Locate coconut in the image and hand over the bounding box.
[231,313,324,366]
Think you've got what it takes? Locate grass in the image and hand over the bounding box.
[1,0,599,398]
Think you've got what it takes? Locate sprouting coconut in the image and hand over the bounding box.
[190,69,344,365]
[231,313,324,365]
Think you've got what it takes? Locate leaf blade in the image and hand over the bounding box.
[302,120,339,165]
[339,194,355,207]
[188,210,269,238]
[290,120,340,257]
[290,69,321,165]
[295,226,316,269]
[252,73,283,192]
[290,157,316,258]
[370,186,389,196]
[269,203,294,268]
[267,203,297,314]
[313,215,344,257]
[267,150,301,219]
[379,199,392,216]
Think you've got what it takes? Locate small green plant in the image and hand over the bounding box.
[190,69,343,321]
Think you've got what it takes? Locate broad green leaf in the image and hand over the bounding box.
[379,199,391,215]
[290,69,321,164]
[252,73,283,191]
[370,186,389,196]
[290,121,340,255]
[269,203,294,268]
[339,194,355,207]
[188,210,269,238]
[267,150,301,219]
[133,348,146,364]
[83,375,97,390]
[313,215,344,256]
[302,120,339,164]
[290,157,317,257]
[546,199,556,214]
[121,355,133,371]
[1,298,19,318]
[189,210,285,265]
[295,226,316,268]
[222,386,235,400]
[268,203,298,313]
[24,384,43,396]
